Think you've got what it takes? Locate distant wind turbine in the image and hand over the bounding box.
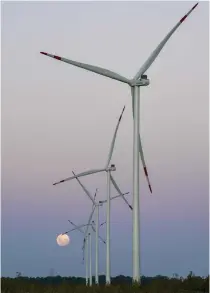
[67,219,105,286]
[52,106,131,284]
[71,174,130,285]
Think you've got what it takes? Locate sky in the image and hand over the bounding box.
[1,0,209,278]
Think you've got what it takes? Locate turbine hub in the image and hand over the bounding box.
[109,164,116,172]
[130,76,150,87]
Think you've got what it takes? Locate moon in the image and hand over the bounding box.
[56,234,70,246]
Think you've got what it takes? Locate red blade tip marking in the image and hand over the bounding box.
[40,52,47,55]
[54,55,61,60]
[180,15,187,23]
[180,2,199,23]
[144,167,148,176]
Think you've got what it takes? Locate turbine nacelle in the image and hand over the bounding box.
[130,75,150,87]
[106,164,116,172]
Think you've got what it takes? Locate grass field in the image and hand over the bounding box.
[1,273,209,293]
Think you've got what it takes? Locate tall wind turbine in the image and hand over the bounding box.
[52,106,131,284]
[40,2,199,283]
[71,172,130,284]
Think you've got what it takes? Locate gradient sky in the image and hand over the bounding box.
[1,1,209,278]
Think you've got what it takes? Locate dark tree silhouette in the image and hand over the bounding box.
[1,272,209,293]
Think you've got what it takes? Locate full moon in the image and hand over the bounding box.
[56,234,70,246]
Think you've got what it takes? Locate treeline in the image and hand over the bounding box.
[1,272,209,293]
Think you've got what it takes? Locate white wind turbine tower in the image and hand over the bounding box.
[52,106,131,284]
[40,2,199,283]
[71,172,130,285]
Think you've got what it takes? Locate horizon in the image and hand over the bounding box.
[3,272,208,279]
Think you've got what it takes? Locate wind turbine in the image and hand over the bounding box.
[40,2,199,283]
[52,105,131,284]
[68,219,106,285]
[71,172,130,285]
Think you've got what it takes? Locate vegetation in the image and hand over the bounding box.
[1,272,209,293]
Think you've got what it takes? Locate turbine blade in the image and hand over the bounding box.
[72,170,96,204]
[98,235,106,244]
[110,175,133,210]
[62,226,83,234]
[82,238,86,252]
[82,240,86,263]
[89,221,105,244]
[134,2,199,79]
[99,192,129,204]
[82,205,96,250]
[90,221,106,243]
[68,221,89,230]
[93,188,98,202]
[131,88,152,194]
[100,221,106,227]
[105,106,126,168]
[68,221,86,234]
[91,224,96,233]
[110,192,130,201]
[40,52,131,85]
[53,168,105,186]
[68,220,78,228]
[61,230,72,235]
